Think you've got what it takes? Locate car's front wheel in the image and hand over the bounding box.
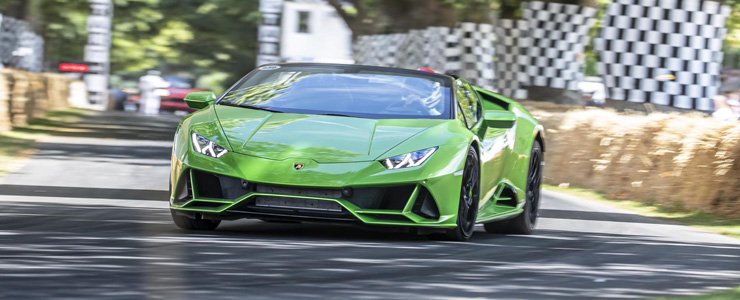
[484,140,543,235]
[171,210,221,231]
[437,146,480,241]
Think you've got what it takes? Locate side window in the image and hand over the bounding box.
[455,80,480,128]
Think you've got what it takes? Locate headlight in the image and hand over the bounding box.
[191,132,228,158]
[380,147,437,169]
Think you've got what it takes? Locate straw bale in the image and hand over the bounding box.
[0,69,72,131]
[527,104,740,217]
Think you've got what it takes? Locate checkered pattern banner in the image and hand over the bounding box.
[353,34,404,67]
[457,23,495,89]
[0,14,44,72]
[494,1,597,99]
[425,27,460,72]
[495,19,530,99]
[595,0,731,110]
[523,1,597,91]
[353,23,495,89]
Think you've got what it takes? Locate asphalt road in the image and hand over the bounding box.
[0,111,738,299]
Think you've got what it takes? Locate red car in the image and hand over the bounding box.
[160,86,207,112]
[124,76,204,113]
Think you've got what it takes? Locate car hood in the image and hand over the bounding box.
[214,105,445,163]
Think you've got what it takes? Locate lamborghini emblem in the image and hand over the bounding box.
[294,163,305,170]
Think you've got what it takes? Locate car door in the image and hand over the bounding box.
[454,80,499,200]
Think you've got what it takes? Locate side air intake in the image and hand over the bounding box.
[411,186,440,220]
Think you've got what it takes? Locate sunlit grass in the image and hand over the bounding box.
[0,109,89,176]
[657,286,740,300]
[544,185,740,240]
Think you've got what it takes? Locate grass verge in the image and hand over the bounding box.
[657,286,740,300]
[544,184,740,240]
[0,109,88,176]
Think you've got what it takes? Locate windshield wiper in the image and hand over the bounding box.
[219,102,283,113]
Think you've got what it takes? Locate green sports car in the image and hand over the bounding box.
[169,63,544,241]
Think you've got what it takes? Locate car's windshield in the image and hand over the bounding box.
[219,65,452,119]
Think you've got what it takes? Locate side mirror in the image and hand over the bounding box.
[484,111,516,128]
[184,91,216,109]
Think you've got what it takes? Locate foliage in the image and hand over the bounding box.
[110,0,260,87]
[724,0,740,50]
[327,0,458,35]
[658,286,740,300]
[1,0,259,90]
[1,0,739,89]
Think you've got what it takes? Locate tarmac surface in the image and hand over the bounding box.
[0,111,738,299]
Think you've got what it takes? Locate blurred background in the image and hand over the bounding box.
[0,0,736,111]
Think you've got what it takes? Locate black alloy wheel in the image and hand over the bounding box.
[484,140,543,234]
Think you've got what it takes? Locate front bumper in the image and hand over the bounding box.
[170,150,463,228]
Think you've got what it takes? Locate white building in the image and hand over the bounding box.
[257,0,353,65]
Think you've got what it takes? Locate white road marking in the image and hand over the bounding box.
[0,195,167,209]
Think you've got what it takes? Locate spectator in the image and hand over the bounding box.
[138,70,170,115]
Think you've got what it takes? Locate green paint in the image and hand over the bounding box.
[170,67,543,233]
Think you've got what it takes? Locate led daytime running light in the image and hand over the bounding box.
[191,132,228,158]
[381,147,437,169]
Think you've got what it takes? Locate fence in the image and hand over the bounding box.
[0,14,44,72]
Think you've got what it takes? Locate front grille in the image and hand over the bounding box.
[254,196,343,212]
[347,185,415,210]
[254,184,342,198]
[364,214,410,222]
[228,197,356,222]
[188,170,416,222]
[187,201,225,209]
[253,183,415,211]
[192,169,248,200]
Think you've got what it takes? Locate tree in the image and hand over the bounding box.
[156,0,260,84]
[1,0,260,90]
[326,0,459,36]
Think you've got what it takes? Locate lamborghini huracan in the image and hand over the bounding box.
[169,63,544,241]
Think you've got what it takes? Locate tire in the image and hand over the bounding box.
[484,140,543,235]
[435,146,480,241]
[171,209,221,231]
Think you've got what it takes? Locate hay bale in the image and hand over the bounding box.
[9,70,30,127]
[0,69,72,130]
[45,74,70,110]
[0,70,11,132]
[28,72,49,119]
[531,106,740,217]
